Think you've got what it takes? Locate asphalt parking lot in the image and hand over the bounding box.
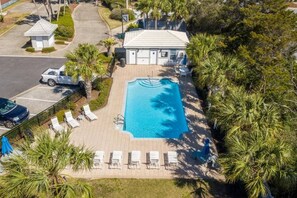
[0,56,73,134]
[0,56,66,98]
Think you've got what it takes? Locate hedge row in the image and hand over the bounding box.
[52,6,74,39]
[42,47,55,53]
[89,78,113,111]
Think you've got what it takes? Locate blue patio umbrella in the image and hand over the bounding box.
[193,138,210,162]
[181,54,188,66]
[201,138,210,158]
[1,136,13,156]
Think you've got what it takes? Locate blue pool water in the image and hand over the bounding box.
[123,78,189,138]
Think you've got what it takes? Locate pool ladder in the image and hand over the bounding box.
[114,114,125,125]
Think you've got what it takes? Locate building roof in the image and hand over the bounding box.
[123,30,189,48]
[24,19,58,37]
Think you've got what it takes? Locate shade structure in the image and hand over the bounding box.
[1,136,13,156]
[181,54,187,65]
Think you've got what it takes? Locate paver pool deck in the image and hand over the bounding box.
[64,65,224,181]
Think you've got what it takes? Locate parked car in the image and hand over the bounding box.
[41,65,83,87]
[0,98,30,128]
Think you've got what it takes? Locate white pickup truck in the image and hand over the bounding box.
[41,65,83,87]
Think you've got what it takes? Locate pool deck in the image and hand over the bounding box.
[63,65,224,181]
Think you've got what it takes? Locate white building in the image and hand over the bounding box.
[123,30,189,65]
[24,19,58,50]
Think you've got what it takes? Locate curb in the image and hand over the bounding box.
[97,5,112,36]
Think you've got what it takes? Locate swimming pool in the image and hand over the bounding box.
[123,78,189,138]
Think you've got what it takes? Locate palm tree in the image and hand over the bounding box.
[135,0,151,28]
[195,52,246,96]
[169,0,189,30]
[220,133,296,198]
[98,37,117,57]
[208,86,281,137]
[0,130,94,197]
[149,0,162,29]
[65,43,105,101]
[186,33,220,67]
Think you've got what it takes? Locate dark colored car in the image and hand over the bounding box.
[0,98,29,128]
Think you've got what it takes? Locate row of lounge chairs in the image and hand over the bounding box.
[50,104,97,132]
[93,151,178,170]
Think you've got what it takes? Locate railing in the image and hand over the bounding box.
[0,90,83,143]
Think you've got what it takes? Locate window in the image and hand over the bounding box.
[161,51,168,58]
[48,71,57,75]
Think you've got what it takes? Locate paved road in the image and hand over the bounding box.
[0,2,108,56]
[0,56,65,98]
[50,3,108,56]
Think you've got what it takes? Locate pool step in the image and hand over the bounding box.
[138,79,163,88]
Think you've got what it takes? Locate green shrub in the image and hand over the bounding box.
[103,0,125,10]
[0,15,4,23]
[55,40,66,45]
[89,78,113,111]
[55,36,68,41]
[66,101,77,111]
[110,8,135,21]
[26,47,35,52]
[126,23,139,32]
[99,53,112,63]
[52,6,74,39]
[42,47,56,53]
[55,110,66,123]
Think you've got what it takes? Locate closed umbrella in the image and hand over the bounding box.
[193,138,210,162]
[201,138,210,158]
[1,136,13,156]
[181,54,187,66]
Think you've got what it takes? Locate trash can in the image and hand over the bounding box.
[120,58,126,67]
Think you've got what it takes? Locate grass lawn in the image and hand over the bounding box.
[87,179,194,198]
[98,6,127,29]
[83,178,241,198]
[52,6,74,40]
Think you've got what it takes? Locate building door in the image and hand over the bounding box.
[36,36,43,49]
[129,50,136,64]
[150,50,157,64]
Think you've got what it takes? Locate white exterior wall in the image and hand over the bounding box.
[30,34,55,50]
[48,33,55,46]
[126,48,186,65]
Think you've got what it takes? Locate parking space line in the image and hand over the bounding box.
[16,97,58,103]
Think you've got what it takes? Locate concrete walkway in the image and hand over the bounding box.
[62,65,224,180]
[0,2,108,57]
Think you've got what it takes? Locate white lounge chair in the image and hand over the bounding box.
[148,151,160,169]
[50,117,64,133]
[166,151,178,169]
[65,111,80,128]
[181,68,193,77]
[129,151,141,169]
[110,151,122,169]
[83,104,98,121]
[93,151,104,169]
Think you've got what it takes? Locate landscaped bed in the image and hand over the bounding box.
[52,6,74,41]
